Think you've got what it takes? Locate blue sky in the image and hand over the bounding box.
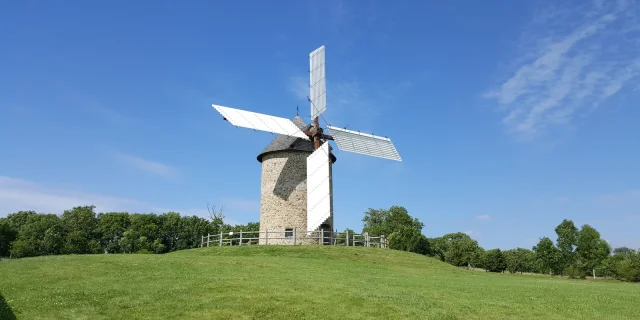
[1,0,639,250]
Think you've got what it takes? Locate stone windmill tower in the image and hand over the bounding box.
[210,45,402,245]
[256,116,337,244]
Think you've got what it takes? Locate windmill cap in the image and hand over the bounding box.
[257,116,337,163]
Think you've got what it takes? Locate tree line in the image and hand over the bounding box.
[0,205,258,258]
[1,204,638,283]
[360,206,640,283]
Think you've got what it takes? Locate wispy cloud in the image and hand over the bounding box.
[308,0,385,52]
[476,214,491,220]
[553,196,569,202]
[152,204,255,226]
[108,150,179,179]
[0,176,143,215]
[152,198,259,226]
[0,176,256,225]
[464,230,481,238]
[595,189,640,204]
[287,76,308,102]
[484,0,640,140]
[287,76,412,132]
[62,88,136,126]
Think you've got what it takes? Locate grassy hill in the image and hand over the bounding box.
[1,246,638,319]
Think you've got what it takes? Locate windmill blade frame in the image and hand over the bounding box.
[306,141,331,232]
[212,104,309,139]
[309,45,327,120]
[326,125,402,161]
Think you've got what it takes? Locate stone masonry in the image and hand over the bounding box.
[256,116,336,245]
[258,150,334,245]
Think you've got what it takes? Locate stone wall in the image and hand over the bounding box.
[258,150,333,245]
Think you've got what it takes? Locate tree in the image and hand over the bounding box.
[555,219,578,275]
[362,206,423,237]
[533,237,561,275]
[438,232,480,268]
[98,212,131,253]
[388,225,430,255]
[362,206,427,254]
[575,224,611,279]
[613,247,634,256]
[504,248,535,274]
[3,206,264,259]
[9,213,64,258]
[616,249,640,282]
[5,211,38,231]
[470,247,486,269]
[428,236,447,261]
[0,219,18,257]
[61,206,101,254]
[207,203,225,234]
[484,248,507,273]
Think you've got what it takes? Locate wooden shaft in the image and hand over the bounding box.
[313,117,320,149]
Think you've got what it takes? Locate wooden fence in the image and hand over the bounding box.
[201,229,387,248]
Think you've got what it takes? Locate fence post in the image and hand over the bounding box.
[219,232,223,246]
[293,228,297,245]
[265,230,269,245]
[346,230,349,246]
[207,233,210,247]
[320,229,324,245]
[239,231,243,246]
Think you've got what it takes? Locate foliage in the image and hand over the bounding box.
[575,224,611,278]
[504,248,535,274]
[533,237,561,275]
[614,248,640,282]
[362,205,428,254]
[1,206,259,259]
[0,218,17,257]
[470,246,486,269]
[484,248,507,273]
[3,203,638,284]
[387,225,430,255]
[437,232,480,267]
[554,219,578,274]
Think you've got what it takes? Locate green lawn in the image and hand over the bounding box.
[1,246,638,319]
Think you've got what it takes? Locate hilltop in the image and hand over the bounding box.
[1,246,638,319]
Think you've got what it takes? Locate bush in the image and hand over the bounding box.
[617,253,640,282]
[0,220,17,257]
[484,249,507,273]
[565,265,582,279]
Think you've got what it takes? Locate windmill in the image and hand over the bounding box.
[211,45,402,242]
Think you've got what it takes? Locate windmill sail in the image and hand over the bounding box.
[306,142,331,231]
[309,45,327,119]
[327,126,402,161]
[212,104,308,139]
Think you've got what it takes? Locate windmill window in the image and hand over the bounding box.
[285,228,294,238]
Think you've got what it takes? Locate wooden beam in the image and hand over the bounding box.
[313,117,320,149]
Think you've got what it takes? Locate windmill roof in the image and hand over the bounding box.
[256,116,337,163]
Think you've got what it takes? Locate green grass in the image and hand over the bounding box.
[1,246,638,319]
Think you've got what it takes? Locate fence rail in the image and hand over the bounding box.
[201,229,387,248]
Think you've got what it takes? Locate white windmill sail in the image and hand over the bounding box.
[212,104,308,139]
[309,45,327,119]
[306,142,331,232]
[327,126,402,161]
